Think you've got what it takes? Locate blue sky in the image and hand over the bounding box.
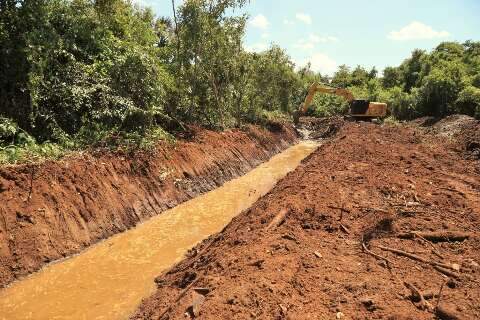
[138,0,480,75]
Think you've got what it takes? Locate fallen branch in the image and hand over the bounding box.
[403,232,444,259]
[434,266,461,280]
[375,245,458,271]
[404,281,432,311]
[340,224,350,234]
[362,242,393,267]
[436,277,448,310]
[398,231,472,243]
[266,209,289,231]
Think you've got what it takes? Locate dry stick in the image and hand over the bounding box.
[340,224,350,234]
[404,281,432,311]
[411,233,444,259]
[398,231,472,243]
[375,245,458,271]
[362,242,393,267]
[266,209,289,231]
[433,265,461,280]
[435,277,448,310]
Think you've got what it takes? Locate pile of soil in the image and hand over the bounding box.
[133,122,480,320]
[0,124,297,288]
[415,115,480,159]
[296,116,345,140]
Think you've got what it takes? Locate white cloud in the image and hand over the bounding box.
[388,21,450,41]
[296,53,338,76]
[294,34,339,50]
[245,42,269,53]
[250,14,269,29]
[296,13,312,25]
[283,19,295,26]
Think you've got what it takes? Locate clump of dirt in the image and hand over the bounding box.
[0,124,297,288]
[132,122,480,320]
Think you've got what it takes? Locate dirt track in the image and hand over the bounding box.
[0,124,296,288]
[133,121,480,320]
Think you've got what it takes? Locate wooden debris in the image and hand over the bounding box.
[266,209,289,231]
[375,245,458,271]
[398,231,472,243]
[404,281,432,311]
[362,242,392,267]
[340,224,350,234]
[434,266,461,280]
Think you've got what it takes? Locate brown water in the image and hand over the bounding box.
[0,141,318,320]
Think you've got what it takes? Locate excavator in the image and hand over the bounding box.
[293,82,387,124]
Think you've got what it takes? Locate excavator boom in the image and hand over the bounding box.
[300,83,354,114]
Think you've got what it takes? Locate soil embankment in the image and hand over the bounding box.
[0,124,297,288]
[133,121,480,319]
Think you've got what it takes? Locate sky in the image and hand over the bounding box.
[137,0,480,76]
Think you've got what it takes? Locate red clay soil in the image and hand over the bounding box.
[0,124,297,288]
[132,122,480,320]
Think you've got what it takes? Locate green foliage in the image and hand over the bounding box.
[1,0,173,147]
[319,40,480,121]
[455,86,480,118]
[1,0,479,165]
[416,61,466,117]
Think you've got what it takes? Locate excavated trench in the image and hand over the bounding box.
[0,123,320,319]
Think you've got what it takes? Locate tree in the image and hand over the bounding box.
[350,65,370,86]
[331,65,352,87]
[417,61,466,117]
[382,66,401,89]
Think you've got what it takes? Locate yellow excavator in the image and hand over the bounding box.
[294,82,387,124]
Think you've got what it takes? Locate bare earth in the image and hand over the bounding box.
[133,119,480,320]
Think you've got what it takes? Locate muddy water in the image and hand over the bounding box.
[0,141,318,320]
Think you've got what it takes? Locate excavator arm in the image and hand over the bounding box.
[299,82,355,114]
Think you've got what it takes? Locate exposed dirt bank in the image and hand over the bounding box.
[133,122,480,320]
[0,124,297,288]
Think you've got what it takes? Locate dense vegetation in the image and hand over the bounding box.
[307,41,480,120]
[0,0,479,163]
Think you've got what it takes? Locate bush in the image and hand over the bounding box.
[416,61,466,117]
[455,86,480,118]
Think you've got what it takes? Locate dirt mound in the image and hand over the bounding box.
[0,124,297,288]
[133,122,480,320]
[413,115,480,159]
[296,116,345,140]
